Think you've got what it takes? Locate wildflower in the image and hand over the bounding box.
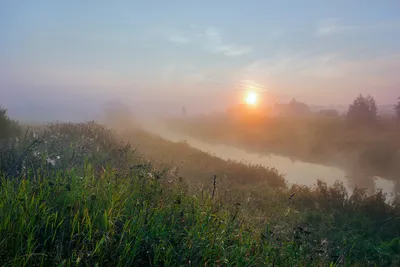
[46,158,56,166]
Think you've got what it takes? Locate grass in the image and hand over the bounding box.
[166,114,400,184]
[0,116,400,266]
[0,168,320,266]
[123,129,286,189]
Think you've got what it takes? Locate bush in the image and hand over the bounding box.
[0,106,20,140]
[346,94,377,124]
[1,121,138,180]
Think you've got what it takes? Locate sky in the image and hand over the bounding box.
[1,1,400,119]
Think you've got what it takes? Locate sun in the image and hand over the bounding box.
[245,91,257,105]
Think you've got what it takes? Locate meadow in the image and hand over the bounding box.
[1,106,400,266]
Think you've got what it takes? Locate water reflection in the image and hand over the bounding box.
[141,123,396,201]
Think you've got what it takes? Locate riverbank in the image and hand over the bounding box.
[136,121,396,201]
[1,112,400,265]
[166,115,400,188]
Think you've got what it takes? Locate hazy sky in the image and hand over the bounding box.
[1,1,400,119]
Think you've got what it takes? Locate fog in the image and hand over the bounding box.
[2,1,400,199]
[2,1,400,115]
[4,3,400,265]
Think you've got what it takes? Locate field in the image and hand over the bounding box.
[1,109,400,266]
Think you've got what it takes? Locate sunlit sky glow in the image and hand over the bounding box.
[245,91,257,106]
[1,1,400,119]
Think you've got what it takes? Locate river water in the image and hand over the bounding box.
[141,123,396,201]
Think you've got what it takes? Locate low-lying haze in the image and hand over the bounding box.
[1,1,400,121]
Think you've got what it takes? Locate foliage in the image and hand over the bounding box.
[0,114,399,266]
[0,106,20,140]
[167,100,400,184]
[125,129,286,189]
[394,97,400,121]
[1,121,135,179]
[273,99,311,117]
[346,94,377,124]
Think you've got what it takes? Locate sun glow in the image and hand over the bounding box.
[245,91,257,105]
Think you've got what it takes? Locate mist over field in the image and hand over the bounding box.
[1,1,400,266]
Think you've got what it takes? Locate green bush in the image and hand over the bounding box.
[0,106,20,140]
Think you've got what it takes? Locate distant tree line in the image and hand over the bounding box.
[270,94,400,124]
[346,94,377,124]
[346,94,400,124]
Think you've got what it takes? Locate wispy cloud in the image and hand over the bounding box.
[204,27,252,57]
[243,52,400,88]
[168,35,191,45]
[240,52,400,104]
[165,26,252,57]
[316,18,358,37]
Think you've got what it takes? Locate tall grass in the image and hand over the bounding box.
[0,120,399,266]
[167,114,400,183]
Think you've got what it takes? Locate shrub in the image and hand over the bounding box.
[0,106,20,140]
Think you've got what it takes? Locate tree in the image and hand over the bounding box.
[394,97,400,121]
[181,106,187,117]
[346,94,377,124]
[0,106,20,140]
[286,99,311,116]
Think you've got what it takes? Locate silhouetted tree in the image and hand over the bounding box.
[286,99,311,116]
[346,94,377,124]
[394,97,400,121]
[181,106,187,117]
[0,106,20,140]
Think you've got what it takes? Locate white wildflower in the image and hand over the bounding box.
[46,158,56,166]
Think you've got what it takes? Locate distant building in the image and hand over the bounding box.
[273,99,311,117]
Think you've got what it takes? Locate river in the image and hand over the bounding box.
[140,122,396,201]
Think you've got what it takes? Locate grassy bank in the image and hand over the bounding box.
[166,115,400,183]
[1,116,400,266]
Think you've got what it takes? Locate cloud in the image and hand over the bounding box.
[239,53,400,104]
[164,26,251,57]
[205,27,221,41]
[242,52,400,90]
[316,18,358,36]
[204,27,252,57]
[168,35,191,45]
